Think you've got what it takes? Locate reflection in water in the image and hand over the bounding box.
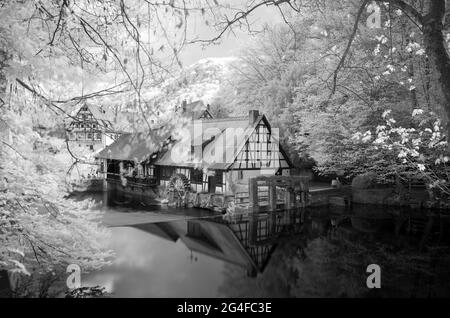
[85,205,450,298]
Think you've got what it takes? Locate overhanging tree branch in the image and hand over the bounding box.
[329,0,369,95]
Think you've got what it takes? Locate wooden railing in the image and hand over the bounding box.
[248,176,310,212]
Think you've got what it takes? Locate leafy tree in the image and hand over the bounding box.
[355,109,450,202]
[210,1,449,180]
[1,100,113,296]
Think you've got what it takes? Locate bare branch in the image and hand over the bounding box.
[329,0,369,95]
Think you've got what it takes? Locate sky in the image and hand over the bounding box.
[64,2,286,96]
[178,4,284,66]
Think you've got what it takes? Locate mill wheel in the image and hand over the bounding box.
[168,173,191,200]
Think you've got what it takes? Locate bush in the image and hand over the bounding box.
[352,172,377,189]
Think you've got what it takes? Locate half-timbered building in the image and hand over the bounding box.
[65,102,118,152]
[96,109,292,195]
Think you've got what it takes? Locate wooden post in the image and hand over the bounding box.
[102,179,108,207]
[285,188,294,211]
[249,178,259,213]
[248,213,258,246]
[270,211,277,236]
[268,180,277,212]
[301,192,306,208]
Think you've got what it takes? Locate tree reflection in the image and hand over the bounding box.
[219,212,450,298]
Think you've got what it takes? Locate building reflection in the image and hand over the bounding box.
[131,208,307,277]
[129,206,450,279]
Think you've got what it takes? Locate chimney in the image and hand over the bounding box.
[249,110,260,125]
[182,100,187,113]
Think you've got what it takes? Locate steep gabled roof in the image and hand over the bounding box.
[95,128,170,162]
[178,100,213,119]
[88,104,113,123]
[96,113,293,170]
[154,117,251,169]
[69,101,114,124]
[155,115,292,170]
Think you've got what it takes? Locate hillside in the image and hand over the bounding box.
[114,57,238,130]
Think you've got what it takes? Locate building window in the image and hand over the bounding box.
[96,133,101,140]
[87,133,92,139]
[161,167,174,180]
[125,163,134,176]
[89,145,94,150]
[215,171,224,185]
[191,169,203,184]
[145,165,155,177]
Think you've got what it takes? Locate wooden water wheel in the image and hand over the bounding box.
[168,173,191,206]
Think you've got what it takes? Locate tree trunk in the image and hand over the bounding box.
[0,48,7,105]
[421,0,450,137]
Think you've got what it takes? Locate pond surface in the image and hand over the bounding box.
[84,199,450,298]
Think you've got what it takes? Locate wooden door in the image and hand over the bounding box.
[208,176,216,193]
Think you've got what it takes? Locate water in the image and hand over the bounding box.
[83,201,450,298]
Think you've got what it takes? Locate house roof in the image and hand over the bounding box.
[178,100,213,119]
[154,117,253,169]
[95,128,169,162]
[96,113,293,170]
[69,101,114,124]
[89,104,113,123]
